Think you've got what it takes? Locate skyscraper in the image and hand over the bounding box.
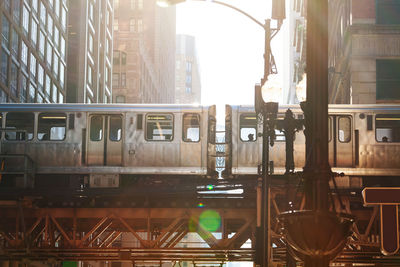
[175,34,201,104]
[0,0,68,103]
[289,0,400,104]
[112,0,175,103]
[66,0,114,103]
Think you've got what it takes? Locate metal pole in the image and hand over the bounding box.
[262,108,269,267]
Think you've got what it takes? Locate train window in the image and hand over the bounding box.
[183,113,200,142]
[109,116,122,141]
[338,116,351,143]
[90,116,103,141]
[146,114,173,141]
[38,113,66,141]
[376,114,400,142]
[0,113,2,138]
[240,114,257,142]
[5,112,34,141]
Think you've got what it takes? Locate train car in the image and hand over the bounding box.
[0,104,217,188]
[224,104,400,178]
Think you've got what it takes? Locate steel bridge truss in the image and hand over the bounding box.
[0,206,254,263]
[1,178,400,265]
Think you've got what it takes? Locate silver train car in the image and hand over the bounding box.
[0,103,399,189]
[224,104,400,178]
[0,104,217,188]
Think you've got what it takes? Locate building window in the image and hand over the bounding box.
[0,53,9,85]
[2,16,10,48]
[115,95,125,103]
[30,54,37,77]
[54,26,59,48]
[114,19,119,31]
[47,14,53,37]
[20,74,28,102]
[52,84,57,102]
[13,0,20,23]
[138,0,143,9]
[186,61,192,72]
[40,1,46,25]
[130,0,136,9]
[28,83,36,103]
[10,62,18,97]
[61,6,67,30]
[31,19,38,45]
[113,51,120,65]
[11,28,19,56]
[121,73,126,87]
[185,86,191,94]
[376,60,400,101]
[121,52,126,65]
[60,36,65,59]
[45,73,51,97]
[46,42,52,68]
[53,53,59,76]
[59,63,65,86]
[376,0,400,24]
[112,73,119,87]
[54,0,60,18]
[137,19,143,32]
[186,74,192,84]
[32,0,38,13]
[22,5,30,34]
[39,30,45,56]
[38,64,44,91]
[21,41,28,68]
[130,19,135,32]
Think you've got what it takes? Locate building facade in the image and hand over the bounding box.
[66,0,114,103]
[175,34,201,104]
[0,0,68,103]
[290,0,400,104]
[112,0,175,104]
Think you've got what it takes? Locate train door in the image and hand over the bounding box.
[237,113,261,168]
[180,113,202,167]
[329,115,353,167]
[87,114,123,166]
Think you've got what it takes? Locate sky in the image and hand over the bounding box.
[176,0,289,106]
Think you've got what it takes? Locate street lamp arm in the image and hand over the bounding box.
[193,0,265,29]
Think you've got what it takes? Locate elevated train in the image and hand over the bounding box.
[0,104,399,188]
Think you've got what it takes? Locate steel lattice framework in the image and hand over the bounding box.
[1,177,400,265]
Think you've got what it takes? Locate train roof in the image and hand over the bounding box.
[0,103,212,112]
[232,104,400,113]
[1,103,400,113]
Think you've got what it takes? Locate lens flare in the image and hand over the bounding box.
[197,202,204,208]
[199,210,221,232]
[207,184,214,190]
